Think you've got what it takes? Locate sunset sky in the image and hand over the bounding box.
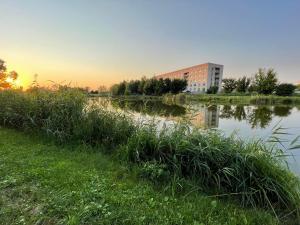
[1,0,300,89]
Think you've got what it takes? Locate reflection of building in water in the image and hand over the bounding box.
[190,106,219,128]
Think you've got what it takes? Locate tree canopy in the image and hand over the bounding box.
[0,59,19,89]
[110,77,187,96]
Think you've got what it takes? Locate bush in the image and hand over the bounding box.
[275,83,296,96]
[206,85,219,94]
[125,124,300,216]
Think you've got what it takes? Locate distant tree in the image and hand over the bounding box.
[253,68,278,95]
[222,78,237,93]
[0,59,19,89]
[127,80,140,95]
[170,79,187,94]
[117,81,127,95]
[98,85,107,93]
[90,90,99,94]
[163,78,172,93]
[143,79,156,95]
[236,76,251,93]
[138,77,146,94]
[275,83,296,96]
[206,85,219,94]
[154,78,165,95]
[110,84,120,96]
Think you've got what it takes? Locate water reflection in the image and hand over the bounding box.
[111,99,186,117]
[94,97,297,130]
[219,105,293,129]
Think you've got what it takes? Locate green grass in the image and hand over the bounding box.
[184,94,300,105]
[0,128,277,225]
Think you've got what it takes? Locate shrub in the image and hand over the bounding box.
[222,78,237,93]
[236,76,251,93]
[125,124,300,216]
[206,85,219,94]
[253,68,278,95]
[275,83,296,96]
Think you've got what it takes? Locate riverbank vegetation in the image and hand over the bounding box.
[222,68,297,96]
[181,94,300,105]
[0,129,277,225]
[1,88,300,223]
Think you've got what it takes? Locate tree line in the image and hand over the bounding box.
[222,68,297,96]
[110,77,187,96]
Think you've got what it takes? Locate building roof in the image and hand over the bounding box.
[157,62,223,76]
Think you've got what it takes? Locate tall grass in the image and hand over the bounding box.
[0,88,299,221]
[124,124,300,217]
[0,88,135,145]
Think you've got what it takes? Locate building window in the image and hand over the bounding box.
[183,72,189,79]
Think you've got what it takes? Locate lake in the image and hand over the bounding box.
[92,97,300,174]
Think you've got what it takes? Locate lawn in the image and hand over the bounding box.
[0,128,276,225]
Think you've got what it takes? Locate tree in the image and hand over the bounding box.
[110,84,120,96]
[222,78,237,93]
[127,80,140,95]
[170,79,187,94]
[138,77,146,94]
[118,81,127,95]
[275,83,296,96]
[0,59,19,89]
[98,85,107,93]
[253,68,278,95]
[143,79,156,95]
[154,78,165,95]
[163,78,172,93]
[236,76,251,93]
[206,85,219,94]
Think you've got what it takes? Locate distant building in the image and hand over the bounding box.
[155,63,224,93]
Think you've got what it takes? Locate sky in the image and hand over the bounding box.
[1,0,300,89]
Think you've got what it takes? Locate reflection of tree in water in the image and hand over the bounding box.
[220,104,293,129]
[233,105,247,121]
[247,106,273,128]
[273,105,292,117]
[111,99,186,117]
[220,105,247,121]
[219,105,234,119]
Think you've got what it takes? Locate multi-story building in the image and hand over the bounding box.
[155,62,224,93]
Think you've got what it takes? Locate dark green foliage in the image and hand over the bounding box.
[222,78,237,93]
[139,161,170,182]
[206,85,219,94]
[111,77,187,96]
[143,78,157,95]
[253,68,278,95]
[275,83,296,96]
[236,76,251,93]
[125,125,300,218]
[170,79,188,94]
[0,88,135,145]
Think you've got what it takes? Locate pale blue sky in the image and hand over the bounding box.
[1,0,299,88]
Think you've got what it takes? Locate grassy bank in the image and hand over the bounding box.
[183,94,300,105]
[0,88,300,223]
[0,128,276,225]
